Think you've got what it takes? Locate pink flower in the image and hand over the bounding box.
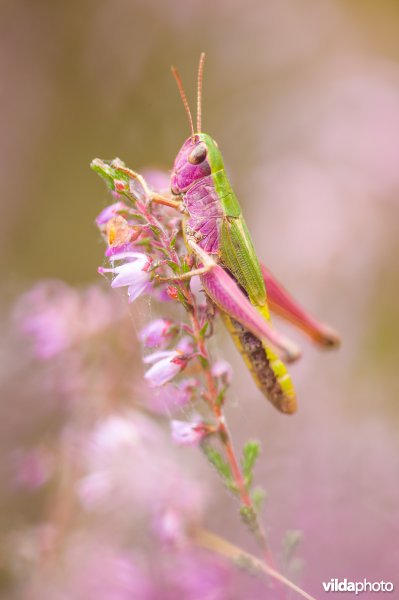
[149,378,197,414]
[99,251,152,302]
[95,200,128,226]
[171,418,213,446]
[77,413,159,512]
[90,415,140,452]
[78,472,112,510]
[13,281,79,359]
[169,551,232,600]
[11,448,53,490]
[212,359,233,385]
[153,472,205,546]
[139,318,176,348]
[144,337,193,386]
[143,350,188,386]
[44,541,153,600]
[13,281,118,360]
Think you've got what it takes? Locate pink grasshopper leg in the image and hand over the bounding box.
[261,263,340,348]
[188,242,301,363]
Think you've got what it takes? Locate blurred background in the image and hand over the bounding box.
[1,0,399,598]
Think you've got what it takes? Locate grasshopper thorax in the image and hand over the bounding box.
[171,132,224,195]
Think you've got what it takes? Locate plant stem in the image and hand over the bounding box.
[188,296,279,572]
[194,528,316,600]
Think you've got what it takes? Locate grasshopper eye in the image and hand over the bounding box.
[188,142,208,165]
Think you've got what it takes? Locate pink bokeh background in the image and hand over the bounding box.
[1,1,399,598]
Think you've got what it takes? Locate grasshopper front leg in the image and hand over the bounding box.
[155,243,215,282]
[150,192,185,211]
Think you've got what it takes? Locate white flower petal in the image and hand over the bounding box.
[110,251,147,262]
[171,419,206,446]
[143,350,175,365]
[127,279,150,302]
[144,357,182,387]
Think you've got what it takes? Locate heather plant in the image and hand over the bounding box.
[91,158,316,600]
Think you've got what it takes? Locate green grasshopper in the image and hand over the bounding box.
[162,54,340,414]
[93,54,340,414]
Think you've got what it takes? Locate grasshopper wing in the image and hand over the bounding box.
[215,195,297,413]
[220,214,267,310]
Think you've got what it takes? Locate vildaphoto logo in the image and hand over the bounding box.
[322,579,394,595]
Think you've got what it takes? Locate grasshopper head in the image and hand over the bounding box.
[170,55,224,194]
[171,132,224,194]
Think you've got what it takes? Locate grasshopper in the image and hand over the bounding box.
[156,54,339,414]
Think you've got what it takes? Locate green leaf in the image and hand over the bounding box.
[251,486,267,513]
[169,229,179,249]
[176,289,191,311]
[233,554,262,576]
[90,158,116,190]
[134,237,152,246]
[215,389,226,407]
[180,260,191,273]
[129,213,147,222]
[241,440,261,488]
[281,529,303,564]
[198,355,209,370]
[199,322,209,339]
[239,505,259,534]
[203,445,233,487]
[148,224,162,237]
[165,260,180,273]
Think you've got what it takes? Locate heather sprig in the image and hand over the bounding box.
[92,158,312,600]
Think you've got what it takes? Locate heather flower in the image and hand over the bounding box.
[90,415,140,452]
[144,350,188,386]
[155,507,184,547]
[28,539,154,600]
[77,412,206,536]
[106,215,136,249]
[169,551,232,600]
[143,337,194,386]
[13,281,118,360]
[212,359,233,385]
[139,318,176,348]
[78,471,113,511]
[14,281,79,359]
[11,448,53,491]
[149,378,197,414]
[95,200,128,226]
[105,242,137,258]
[78,413,159,513]
[151,460,206,547]
[171,418,213,447]
[153,285,175,303]
[99,251,152,302]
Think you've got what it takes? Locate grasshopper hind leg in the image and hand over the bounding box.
[222,314,297,414]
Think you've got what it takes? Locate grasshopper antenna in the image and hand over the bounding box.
[171,65,195,137]
[197,52,205,133]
